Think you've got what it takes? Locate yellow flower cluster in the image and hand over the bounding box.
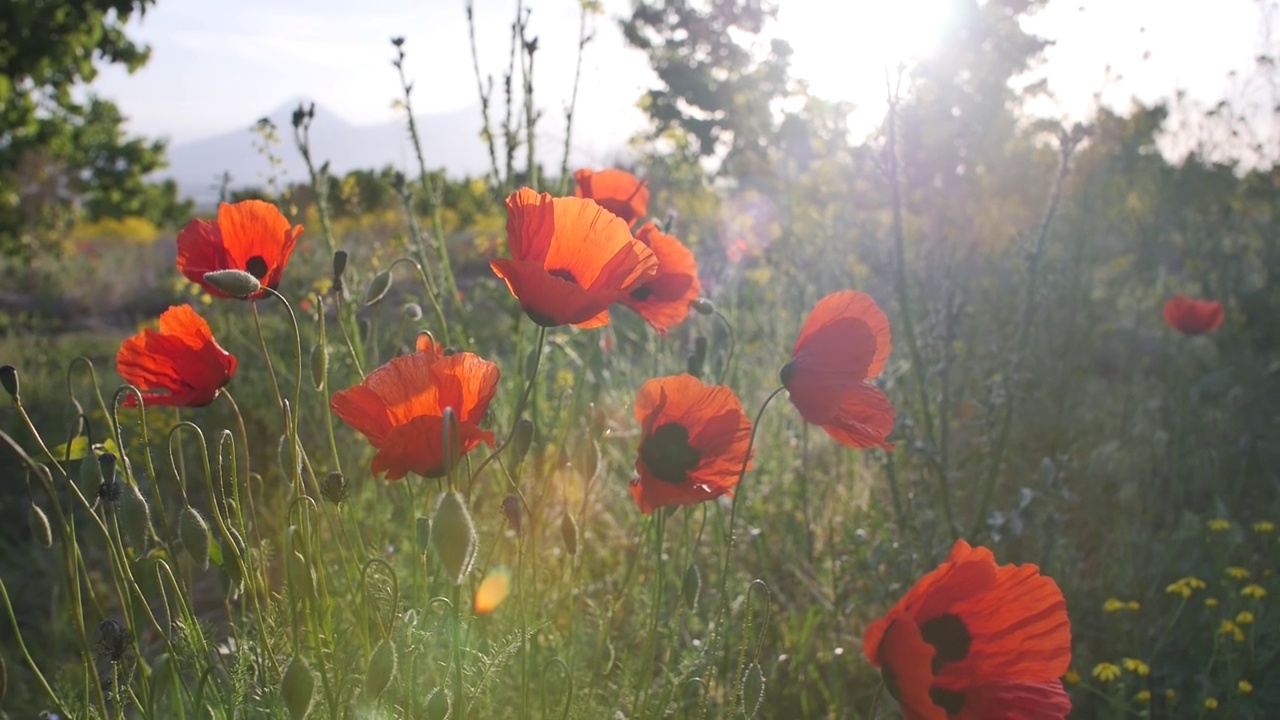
[1225,566,1251,580]
[1207,518,1232,532]
[1134,690,1151,703]
[1236,610,1254,626]
[1205,597,1220,608]
[1241,583,1267,599]
[1092,662,1122,683]
[1166,576,1207,598]
[1219,619,1245,642]
[1063,669,1081,686]
[1121,657,1151,677]
[1239,680,1254,694]
[1252,520,1275,534]
[1103,598,1141,613]
[1205,698,1220,710]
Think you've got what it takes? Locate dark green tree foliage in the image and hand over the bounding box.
[0,0,187,259]
[623,0,794,185]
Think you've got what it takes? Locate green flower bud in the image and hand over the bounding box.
[512,418,534,469]
[741,662,765,719]
[179,506,211,570]
[0,365,18,401]
[117,481,152,549]
[202,269,263,298]
[309,342,326,391]
[430,491,477,585]
[691,297,716,315]
[364,269,393,306]
[28,502,51,548]
[561,513,578,556]
[363,638,397,699]
[424,687,452,720]
[282,655,316,720]
[682,563,701,610]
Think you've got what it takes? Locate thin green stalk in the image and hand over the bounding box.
[250,299,287,421]
[468,325,547,490]
[334,284,366,378]
[558,0,590,194]
[634,512,668,715]
[0,574,62,706]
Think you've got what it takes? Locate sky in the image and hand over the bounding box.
[92,0,1270,154]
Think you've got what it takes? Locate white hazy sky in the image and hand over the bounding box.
[94,0,1268,151]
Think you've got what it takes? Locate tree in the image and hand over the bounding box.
[0,0,186,259]
[622,0,795,187]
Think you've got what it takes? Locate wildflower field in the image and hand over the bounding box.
[2,1,1280,718]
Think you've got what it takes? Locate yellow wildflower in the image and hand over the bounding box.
[1226,566,1251,580]
[1238,680,1253,694]
[1134,690,1151,703]
[1205,597,1219,608]
[1103,598,1127,613]
[1252,520,1275,534]
[1236,611,1254,626]
[1207,518,1231,532]
[1241,583,1267,599]
[1187,576,1207,590]
[1092,663,1122,683]
[1126,600,1141,611]
[1063,669,1081,686]
[1165,689,1177,703]
[1166,579,1192,598]
[1218,619,1245,643]
[1122,657,1151,677]
[1205,697,1219,710]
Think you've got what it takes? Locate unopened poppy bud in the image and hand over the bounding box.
[0,365,18,401]
[287,549,314,599]
[28,502,52,548]
[363,638,397,699]
[401,302,423,321]
[320,472,348,504]
[221,527,245,596]
[117,481,152,548]
[502,495,522,535]
[512,418,534,468]
[691,297,716,315]
[741,662,765,719]
[309,342,326,391]
[430,491,477,585]
[424,688,451,720]
[179,506,211,570]
[365,269,393,306]
[202,269,263,299]
[282,655,316,720]
[582,439,601,481]
[681,563,701,610]
[332,251,349,279]
[687,336,708,378]
[561,512,578,556]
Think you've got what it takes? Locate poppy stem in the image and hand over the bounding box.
[713,309,736,385]
[250,299,287,423]
[468,325,547,491]
[633,510,667,715]
[711,384,786,686]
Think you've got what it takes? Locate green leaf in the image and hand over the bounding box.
[49,436,120,462]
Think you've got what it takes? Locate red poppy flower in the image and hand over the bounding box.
[177,199,303,300]
[781,291,894,449]
[621,222,701,335]
[490,188,657,328]
[574,168,649,228]
[630,374,753,514]
[1163,295,1224,335]
[116,305,237,408]
[862,540,1072,720]
[331,350,499,481]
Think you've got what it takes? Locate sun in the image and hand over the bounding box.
[778,0,952,123]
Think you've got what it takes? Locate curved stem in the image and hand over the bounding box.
[250,299,287,422]
[468,325,546,492]
[391,256,450,348]
[713,310,736,385]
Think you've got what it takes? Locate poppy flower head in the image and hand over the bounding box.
[1163,295,1224,335]
[621,222,702,335]
[782,291,895,449]
[573,168,649,227]
[177,199,303,300]
[116,305,237,408]
[630,374,753,514]
[863,540,1072,720]
[490,188,658,328]
[331,350,500,481]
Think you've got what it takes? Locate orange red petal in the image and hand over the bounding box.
[1163,294,1224,335]
[621,222,701,335]
[574,168,649,227]
[116,305,237,407]
[176,199,303,300]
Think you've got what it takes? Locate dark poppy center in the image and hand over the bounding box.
[245,255,269,280]
[639,422,701,484]
[630,284,653,301]
[548,268,579,286]
[919,614,971,672]
[928,687,966,715]
[779,360,795,387]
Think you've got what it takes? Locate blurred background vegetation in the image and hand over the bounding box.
[2,0,1278,717]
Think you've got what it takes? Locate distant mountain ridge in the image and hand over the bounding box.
[163,100,496,205]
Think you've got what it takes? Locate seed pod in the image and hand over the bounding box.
[319,472,348,504]
[0,365,19,401]
[401,302,423,321]
[202,269,263,298]
[28,502,51,548]
[511,418,534,469]
[79,451,103,495]
[117,481,152,549]
[691,297,716,316]
[179,506,211,570]
[741,662,765,719]
[332,250,349,282]
[309,342,326,391]
[560,513,578,556]
[424,687,452,720]
[282,655,316,720]
[364,269,393,306]
[682,563,701,610]
[363,638,397,699]
[430,491,477,585]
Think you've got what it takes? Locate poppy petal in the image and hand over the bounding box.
[621,222,701,335]
[116,305,236,407]
[817,381,895,450]
[951,681,1071,720]
[879,619,947,720]
[786,291,891,425]
[574,168,649,227]
[489,258,614,327]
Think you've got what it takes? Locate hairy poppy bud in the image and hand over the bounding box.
[117,481,152,549]
[28,502,51,548]
[691,297,716,316]
[320,472,348,504]
[560,513,578,556]
[741,662,765,719]
[287,549,314,599]
[512,418,534,468]
[179,506,211,570]
[364,269,393,306]
[502,495,522,535]
[430,491,477,585]
[682,563,701,610]
[363,638,397,699]
[0,365,18,401]
[424,688,451,720]
[202,270,263,299]
[282,655,316,720]
[79,449,104,496]
[309,342,326,391]
[401,302,423,321]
